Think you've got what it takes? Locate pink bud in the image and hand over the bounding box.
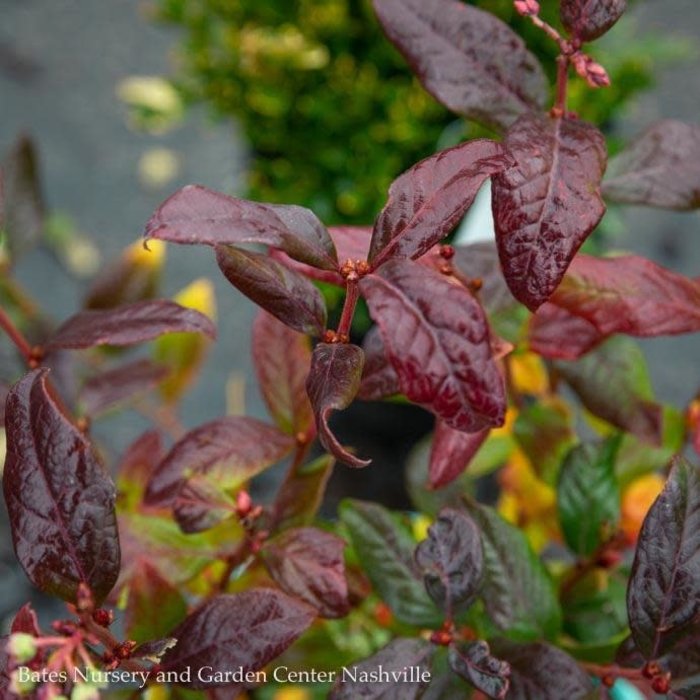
[235,490,252,517]
[514,0,540,17]
[572,53,610,88]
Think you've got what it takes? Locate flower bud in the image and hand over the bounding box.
[7,633,37,663]
[9,669,36,696]
[514,0,540,17]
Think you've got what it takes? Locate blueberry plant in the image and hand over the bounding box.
[2,0,700,698]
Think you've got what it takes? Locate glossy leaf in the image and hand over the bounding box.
[216,244,327,336]
[464,501,561,640]
[2,369,120,604]
[492,640,594,699]
[553,337,663,444]
[125,560,188,643]
[543,254,700,343]
[145,184,337,270]
[603,120,700,210]
[0,135,45,258]
[558,439,621,557]
[173,474,237,534]
[415,508,483,616]
[528,303,603,360]
[340,499,442,626]
[360,258,505,432]
[492,113,607,310]
[372,0,548,130]
[448,641,510,699]
[159,590,316,688]
[272,454,335,531]
[80,358,169,415]
[560,0,627,42]
[262,527,349,618]
[627,458,700,659]
[145,416,294,506]
[252,310,314,436]
[306,342,370,468]
[428,421,489,490]
[46,300,216,350]
[358,326,400,401]
[369,139,511,265]
[330,638,433,700]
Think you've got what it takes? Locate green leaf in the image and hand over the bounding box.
[558,438,621,557]
[463,500,561,641]
[513,397,576,485]
[339,499,442,627]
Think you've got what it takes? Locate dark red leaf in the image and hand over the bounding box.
[369,139,511,266]
[329,638,433,699]
[117,430,163,496]
[415,508,483,616]
[360,258,505,432]
[80,359,169,415]
[262,527,350,618]
[448,641,510,699]
[560,0,627,42]
[1,135,45,258]
[603,119,700,210]
[528,302,603,360]
[144,184,337,270]
[538,254,700,347]
[306,343,370,468]
[358,326,400,401]
[0,382,8,425]
[11,603,40,636]
[428,421,489,489]
[492,113,607,310]
[252,311,314,437]
[145,416,294,507]
[627,458,700,659]
[272,454,335,532]
[2,369,120,604]
[553,337,663,444]
[372,0,548,131]
[173,474,237,534]
[46,300,216,350]
[216,245,327,336]
[491,640,594,699]
[159,590,316,689]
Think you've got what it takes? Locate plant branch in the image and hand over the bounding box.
[554,55,570,115]
[336,279,360,341]
[0,305,35,364]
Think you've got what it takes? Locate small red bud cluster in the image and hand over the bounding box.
[234,490,268,553]
[514,0,540,17]
[571,53,610,88]
[339,258,370,282]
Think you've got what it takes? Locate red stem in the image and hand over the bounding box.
[0,305,34,363]
[337,280,360,341]
[554,55,570,115]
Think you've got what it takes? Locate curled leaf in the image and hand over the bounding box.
[448,641,510,699]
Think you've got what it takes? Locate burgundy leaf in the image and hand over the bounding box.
[492,113,607,310]
[603,120,700,210]
[145,184,337,270]
[80,359,169,415]
[372,0,548,130]
[306,343,370,468]
[358,326,400,401]
[492,640,594,699]
[117,430,163,495]
[2,369,120,604]
[360,258,505,432]
[329,638,433,700]
[145,416,294,506]
[262,527,350,618]
[541,254,700,343]
[448,641,510,699]
[252,311,314,437]
[272,454,335,531]
[173,474,237,534]
[415,508,483,616]
[627,458,700,659]
[216,245,326,336]
[560,0,627,42]
[369,139,511,266]
[46,300,216,350]
[11,603,40,636]
[159,590,316,689]
[528,303,603,360]
[0,382,8,425]
[553,337,663,444]
[428,421,489,489]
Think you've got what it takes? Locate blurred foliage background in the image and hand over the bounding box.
[148,0,685,225]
